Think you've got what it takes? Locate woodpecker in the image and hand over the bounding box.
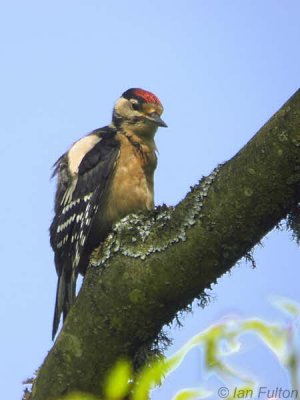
[50,88,167,339]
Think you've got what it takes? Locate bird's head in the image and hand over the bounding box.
[112,88,167,138]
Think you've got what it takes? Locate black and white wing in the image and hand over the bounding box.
[50,126,120,339]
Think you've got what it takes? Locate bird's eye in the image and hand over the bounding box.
[130,100,140,111]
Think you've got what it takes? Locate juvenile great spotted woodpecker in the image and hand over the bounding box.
[50,88,167,339]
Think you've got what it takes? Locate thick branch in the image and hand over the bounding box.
[32,90,300,399]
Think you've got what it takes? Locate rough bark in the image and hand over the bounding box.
[32,90,300,400]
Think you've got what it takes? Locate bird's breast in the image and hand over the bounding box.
[105,134,157,224]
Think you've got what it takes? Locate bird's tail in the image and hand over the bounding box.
[52,269,76,340]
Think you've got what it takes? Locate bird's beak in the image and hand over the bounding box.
[148,113,168,128]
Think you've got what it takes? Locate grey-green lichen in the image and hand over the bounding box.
[90,165,222,268]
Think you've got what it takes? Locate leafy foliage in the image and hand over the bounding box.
[60,298,300,400]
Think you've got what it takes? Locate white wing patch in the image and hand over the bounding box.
[60,135,102,206]
[68,135,102,175]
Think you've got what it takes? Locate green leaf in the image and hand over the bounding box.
[241,319,288,361]
[172,388,211,400]
[132,357,169,400]
[272,297,300,318]
[104,359,132,399]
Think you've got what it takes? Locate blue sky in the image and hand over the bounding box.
[0,1,300,399]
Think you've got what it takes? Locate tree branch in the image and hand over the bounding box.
[32,89,300,400]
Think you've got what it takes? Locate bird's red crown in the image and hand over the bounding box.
[122,88,161,105]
